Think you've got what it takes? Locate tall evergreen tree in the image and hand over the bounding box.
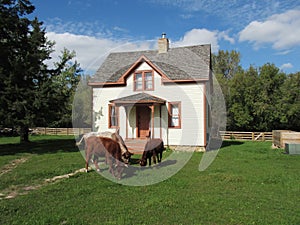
[0,0,81,142]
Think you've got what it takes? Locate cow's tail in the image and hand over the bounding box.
[76,135,85,146]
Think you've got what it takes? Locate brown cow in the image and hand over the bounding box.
[85,136,124,179]
[78,130,133,164]
[140,138,164,166]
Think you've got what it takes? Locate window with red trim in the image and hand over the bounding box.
[134,71,154,91]
[108,104,118,128]
[168,102,181,128]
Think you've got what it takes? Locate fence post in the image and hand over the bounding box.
[252,132,254,140]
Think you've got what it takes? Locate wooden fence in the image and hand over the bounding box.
[220,131,273,141]
[32,127,92,136]
[32,128,272,141]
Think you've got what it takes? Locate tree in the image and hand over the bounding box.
[279,72,300,131]
[212,50,242,79]
[47,49,82,127]
[0,0,81,142]
[228,66,258,130]
[72,75,92,128]
[252,63,286,131]
[212,50,243,130]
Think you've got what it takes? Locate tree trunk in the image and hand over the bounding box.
[20,125,29,143]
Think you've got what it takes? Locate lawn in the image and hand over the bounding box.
[0,136,299,225]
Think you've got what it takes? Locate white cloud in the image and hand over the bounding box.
[46,32,155,73]
[46,28,235,74]
[239,9,300,50]
[173,29,219,52]
[46,32,118,73]
[218,31,235,44]
[280,63,293,70]
[173,28,234,52]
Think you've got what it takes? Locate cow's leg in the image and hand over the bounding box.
[148,154,151,166]
[153,151,157,164]
[115,160,123,180]
[93,155,100,172]
[85,158,89,172]
[106,154,115,177]
[159,151,162,162]
[85,146,91,172]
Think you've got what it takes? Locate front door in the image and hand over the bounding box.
[136,106,151,138]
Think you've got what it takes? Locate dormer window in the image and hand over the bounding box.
[134,71,154,91]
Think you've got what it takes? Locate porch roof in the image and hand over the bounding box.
[109,93,166,105]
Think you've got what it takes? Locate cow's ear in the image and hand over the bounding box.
[111,133,117,141]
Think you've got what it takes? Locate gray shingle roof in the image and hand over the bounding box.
[90,44,211,84]
[110,93,166,104]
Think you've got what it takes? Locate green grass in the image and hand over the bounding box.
[0,136,300,224]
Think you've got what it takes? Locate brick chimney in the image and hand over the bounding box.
[158,33,169,53]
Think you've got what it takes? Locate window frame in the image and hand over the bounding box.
[108,104,119,128]
[134,70,154,91]
[168,102,181,129]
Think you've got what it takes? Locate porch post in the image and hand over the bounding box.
[159,104,162,139]
[124,106,128,139]
[150,105,155,139]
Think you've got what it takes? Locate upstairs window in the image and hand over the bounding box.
[168,102,181,128]
[134,71,154,91]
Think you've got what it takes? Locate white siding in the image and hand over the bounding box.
[92,61,209,146]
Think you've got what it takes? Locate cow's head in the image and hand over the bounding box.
[122,151,133,164]
[112,129,133,163]
[139,159,147,166]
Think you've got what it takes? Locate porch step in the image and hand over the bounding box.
[125,139,147,155]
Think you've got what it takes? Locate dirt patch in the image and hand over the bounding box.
[0,168,86,200]
[0,157,30,177]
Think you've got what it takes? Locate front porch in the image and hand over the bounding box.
[110,92,166,140]
[125,139,148,155]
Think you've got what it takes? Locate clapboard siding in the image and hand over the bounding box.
[92,61,207,146]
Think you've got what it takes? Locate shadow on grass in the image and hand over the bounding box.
[221,140,245,148]
[0,137,78,156]
[121,159,178,179]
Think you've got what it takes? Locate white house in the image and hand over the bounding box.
[89,35,212,149]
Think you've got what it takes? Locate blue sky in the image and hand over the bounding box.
[31,0,300,74]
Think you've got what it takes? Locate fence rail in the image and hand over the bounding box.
[220,131,273,141]
[32,127,92,136]
[31,128,272,141]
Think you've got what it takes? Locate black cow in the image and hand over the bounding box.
[140,138,164,166]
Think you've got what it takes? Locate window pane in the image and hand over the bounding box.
[145,81,152,89]
[144,72,153,90]
[111,106,115,116]
[111,117,116,126]
[110,106,117,127]
[171,116,179,126]
[145,72,152,80]
[169,103,180,128]
[135,73,143,90]
[172,105,179,116]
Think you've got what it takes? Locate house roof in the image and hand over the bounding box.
[110,93,166,105]
[90,44,211,85]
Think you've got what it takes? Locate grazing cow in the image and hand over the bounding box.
[140,138,164,166]
[78,129,133,164]
[85,136,124,179]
